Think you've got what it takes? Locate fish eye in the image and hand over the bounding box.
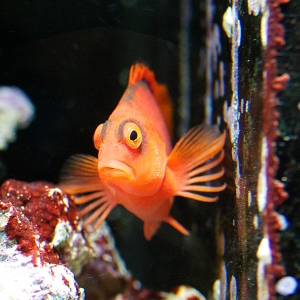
[123,122,142,149]
[93,123,103,150]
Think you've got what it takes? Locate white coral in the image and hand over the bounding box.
[0,86,35,150]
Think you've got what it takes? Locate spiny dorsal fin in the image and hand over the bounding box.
[128,63,173,138]
[128,63,156,89]
[167,124,226,202]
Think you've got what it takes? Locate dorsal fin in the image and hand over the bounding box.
[128,63,156,88]
[128,63,173,138]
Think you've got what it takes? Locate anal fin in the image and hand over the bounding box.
[143,221,162,240]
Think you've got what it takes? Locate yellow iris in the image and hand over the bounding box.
[123,122,142,149]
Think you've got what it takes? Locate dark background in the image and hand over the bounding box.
[0,0,222,297]
[1,1,298,299]
[277,1,300,299]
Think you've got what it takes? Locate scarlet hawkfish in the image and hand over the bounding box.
[59,63,226,240]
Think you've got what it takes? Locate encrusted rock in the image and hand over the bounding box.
[0,199,84,299]
[0,179,207,299]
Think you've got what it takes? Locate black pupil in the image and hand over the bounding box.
[130,130,138,141]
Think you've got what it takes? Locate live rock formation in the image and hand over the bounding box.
[0,179,206,300]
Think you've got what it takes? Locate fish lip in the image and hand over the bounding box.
[98,159,134,180]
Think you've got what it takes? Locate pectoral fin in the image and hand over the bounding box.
[59,154,115,230]
[167,124,226,202]
[59,154,102,194]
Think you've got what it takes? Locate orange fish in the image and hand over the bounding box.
[59,63,226,240]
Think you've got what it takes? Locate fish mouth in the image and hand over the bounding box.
[98,159,134,180]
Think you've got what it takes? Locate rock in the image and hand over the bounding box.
[0,199,84,299]
[0,179,131,299]
[0,179,207,300]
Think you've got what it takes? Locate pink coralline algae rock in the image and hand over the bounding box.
[0,180,207,300]
[0,199,84,299]
[0,179,131,299]
[113,284,206,300]
[0,180,79,264]
[75,222,131,299]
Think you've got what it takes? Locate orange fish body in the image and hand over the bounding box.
[60,63,226,240]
